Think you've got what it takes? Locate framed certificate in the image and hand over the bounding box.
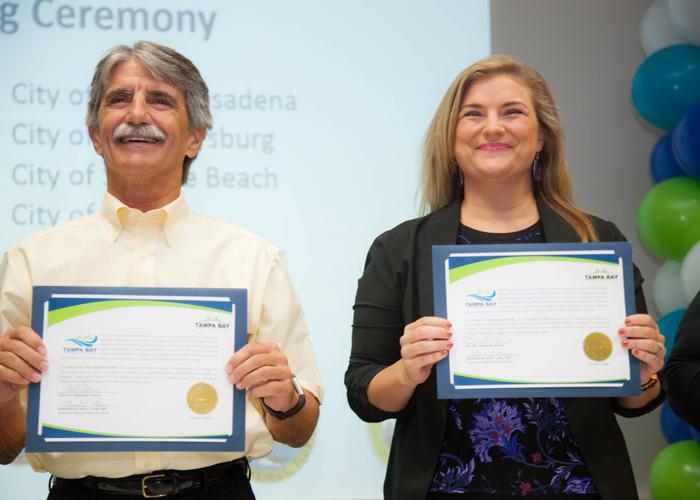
[25,286,247,453]
[433,243,641,399]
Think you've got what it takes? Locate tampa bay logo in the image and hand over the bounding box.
[585,269,618,281]
[464,289,497,308]
[64,334,98,353]
[195,316,230,329]
[465,290,496,301]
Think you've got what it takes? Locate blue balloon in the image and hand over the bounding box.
[692,427,700,446]
[661,401,693,444]
[673,101,700,182]
[632,45,700,130]
[658,308,687,364]
[651,133,687,183]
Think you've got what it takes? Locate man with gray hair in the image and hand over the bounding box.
[0,41,323,499]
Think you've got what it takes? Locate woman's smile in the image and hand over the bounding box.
[477,142,511,151]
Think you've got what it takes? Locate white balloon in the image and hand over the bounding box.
[669,0,700,47]
[681,240,700,302]
[641,0,685,55]
[654,260,691,316]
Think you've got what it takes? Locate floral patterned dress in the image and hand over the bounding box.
[427,222,600,498]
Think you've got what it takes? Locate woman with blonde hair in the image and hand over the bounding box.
[346,55,666,500]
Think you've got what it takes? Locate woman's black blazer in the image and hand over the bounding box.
[346,197,665,500]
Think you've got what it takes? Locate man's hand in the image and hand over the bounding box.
[225,342,298,412]
[0,326,48,404]
[224,342,319,447]
[0,326,47,464]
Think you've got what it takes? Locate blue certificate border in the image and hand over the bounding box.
[433,242,641,398]
[26,286,247,453]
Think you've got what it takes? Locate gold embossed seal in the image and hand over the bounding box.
[187,383,218,414]
[583,332,613,362]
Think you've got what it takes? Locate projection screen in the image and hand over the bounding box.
[0,1,490,498]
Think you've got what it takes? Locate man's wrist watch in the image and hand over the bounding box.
[261,374,306,420]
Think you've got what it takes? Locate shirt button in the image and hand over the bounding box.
[129,212,137,220]
[140,253,147,260]
[144,461,151,468]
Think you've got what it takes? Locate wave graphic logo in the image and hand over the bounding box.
[465,290,496,302]
[65,334,98,347]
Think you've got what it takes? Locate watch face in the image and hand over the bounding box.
[291,375,304,395]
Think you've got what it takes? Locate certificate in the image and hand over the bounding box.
[433,243,641,399]
[25,286,247,453]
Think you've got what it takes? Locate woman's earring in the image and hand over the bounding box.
[453,158,464,190]
[532,152,542,181]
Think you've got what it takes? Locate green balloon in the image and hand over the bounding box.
[638,177,700,261]
[649,440,700,500]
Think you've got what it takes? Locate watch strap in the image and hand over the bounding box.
[261,374,306,420]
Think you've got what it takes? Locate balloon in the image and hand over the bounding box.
[672,101,700,181]
[681,240,700,301]
[651,133,687,183]
[669,0,700,46]
[660,401,693,444]
[641,0,685,55]
[653,260,690,316]
[637,177,700,261]
[631,45,700,130]
[658,308,686,365]
[649,440,700,500]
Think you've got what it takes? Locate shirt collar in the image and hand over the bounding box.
[100,190,190,248]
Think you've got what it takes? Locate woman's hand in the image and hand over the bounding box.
[399,317,453,386]
[618,314,665,384]
[367,316,453,413]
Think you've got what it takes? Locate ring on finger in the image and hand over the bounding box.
[654,342,665,356]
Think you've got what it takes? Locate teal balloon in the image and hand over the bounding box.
[638,177,700,261]
[660,401,692,444]
[632,45,700,130]
[658,309,686,365]
[649,441,700,500]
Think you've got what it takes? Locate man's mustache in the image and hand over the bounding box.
[112,124,167,143]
